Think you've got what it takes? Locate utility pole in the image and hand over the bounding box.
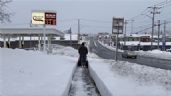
[148,6,161,50]
[69,27,72,46]
[162,20,166,51]
[157,20,160,49]
[124,20,128,48]
[131,20,134,34]
[115,32,119,61]
[78,19,80,44]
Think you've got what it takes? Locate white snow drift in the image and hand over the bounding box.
[1,44,171,96]
[0,48,77,96]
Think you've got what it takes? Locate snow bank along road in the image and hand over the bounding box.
[90,39,171,70]
[88,58,171,96]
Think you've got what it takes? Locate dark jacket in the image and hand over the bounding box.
[78,45,88,56]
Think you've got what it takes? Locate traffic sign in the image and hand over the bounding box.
[112,17,124,34]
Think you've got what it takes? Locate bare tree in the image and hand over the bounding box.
[0,0,12,23]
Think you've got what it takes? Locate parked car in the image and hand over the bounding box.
[122,50,137,59]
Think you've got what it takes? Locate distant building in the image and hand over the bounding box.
[0,28,64,48]
[97,32,111,45]
[119,34,171,51]
[98,33,171,51]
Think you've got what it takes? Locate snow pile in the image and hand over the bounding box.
[52,44,99,59]
[0,48,77,96]
[98,41,123,52]
[89,58,171,96]
[112,61,171,90]
[137,49,171,60]
[52,45,79,57]
[88,53,100,59]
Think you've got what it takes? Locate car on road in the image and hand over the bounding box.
[166,49,171,52]
[122,50,137,59]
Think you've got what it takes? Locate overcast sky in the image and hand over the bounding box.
[1,0,171,34]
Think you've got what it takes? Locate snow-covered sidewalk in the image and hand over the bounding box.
[0,47,77,96]
[89,58,171,96]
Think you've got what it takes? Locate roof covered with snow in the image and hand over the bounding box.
[0,28,64,37]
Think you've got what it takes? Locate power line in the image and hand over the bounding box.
[128,0,171,22]
[80,24,111,28]
[128,8,150,21]
[133,20,171,34]
[80,18,111,23]
[154,0,171,7]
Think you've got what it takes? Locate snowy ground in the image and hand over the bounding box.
[137,49,171,60]
[89,59,171,96]
[1,44,171,96]
[0,46,77,96]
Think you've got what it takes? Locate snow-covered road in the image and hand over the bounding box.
[69,67,100,96]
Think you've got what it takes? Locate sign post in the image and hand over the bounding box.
[112,17,124,61]
[32,11,56,52]
[45,12,56,52]
[43,24,46,52]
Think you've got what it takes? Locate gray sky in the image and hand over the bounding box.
[1,0,171,34]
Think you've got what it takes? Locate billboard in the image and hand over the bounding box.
[32,11,56,25]
[32,12,45,25]
[45,12,56,25]
[112,17,124,34]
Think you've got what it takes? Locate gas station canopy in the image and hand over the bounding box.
[0,28,64,37]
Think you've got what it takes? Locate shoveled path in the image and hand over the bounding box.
[68,67,100,96]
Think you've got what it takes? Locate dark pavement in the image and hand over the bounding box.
[90,38,171,70]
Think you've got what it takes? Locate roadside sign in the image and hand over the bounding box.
[31,10,57,52]
[112,17,124,61]
[32,12,45,25]
[112,17,124,34]
[32,11,56,25]
[45,12,56,25]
